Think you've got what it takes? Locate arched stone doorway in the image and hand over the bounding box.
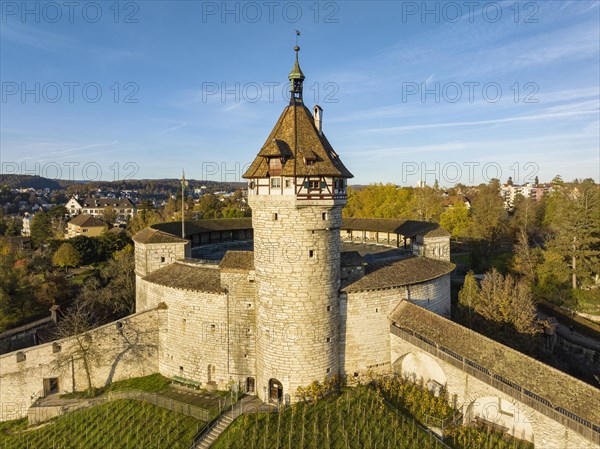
[269,378,283,403]
[393,352,447,395]
[465,396,534,443]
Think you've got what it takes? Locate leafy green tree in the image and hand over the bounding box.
[78,244,135,317]
[127,208,163,234]
[66,236,100,265]
[4,217,22,236]
[439,201,471,240]
[48,205,68,238]
[0,242,34,322]
[476,268,538,335]
[30,211,53,247]
[510,228,542,285]
[103,206,117,225]
[343,184,413,218]
[193,194,221,218]
[29,254,52,281]
[458,271,479,311]
[468,181,507,264]
[53,243,81,273]
[477,268,511,324]
[543,180,600,290]
[408,186,443,222]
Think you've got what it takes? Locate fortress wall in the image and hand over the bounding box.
[340,289,401,376]
[341,274,451,376]
[0,309,160,421]
[220,271,257,383]
[134,241,187,278]
[390,333,599,449]
[144,281,231,389]
[407,274,451,317]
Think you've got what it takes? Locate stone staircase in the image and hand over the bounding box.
[191,396,272,449]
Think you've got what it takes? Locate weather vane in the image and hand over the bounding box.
[295,29,300,46]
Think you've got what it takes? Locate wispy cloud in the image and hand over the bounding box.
[158,122,188,134]
[361,109,599,134]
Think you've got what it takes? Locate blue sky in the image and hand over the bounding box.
[1,0,598,186]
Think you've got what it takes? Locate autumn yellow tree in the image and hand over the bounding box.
[52,243,81,274]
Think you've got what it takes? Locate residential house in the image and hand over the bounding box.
[66,214,106,238]
[80,198,136,222]
[65,197,83,217]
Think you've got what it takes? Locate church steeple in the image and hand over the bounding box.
[288,40,305,103]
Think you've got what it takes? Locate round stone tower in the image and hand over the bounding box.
[243,44,353,403]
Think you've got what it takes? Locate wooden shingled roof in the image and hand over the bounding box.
[142,261,223,293]
[389,300,600,425]
[243,103,353,179]
[132,227,188,244]
[68,214,105,228]
[220,251,254,271]
[151,218,252,239]
[343,256,455,292]
[341,218,442,237]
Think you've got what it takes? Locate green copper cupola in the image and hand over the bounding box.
[288,45,305,103]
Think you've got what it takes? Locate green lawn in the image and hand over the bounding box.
[60,373,171,399]
[0,399,203,449]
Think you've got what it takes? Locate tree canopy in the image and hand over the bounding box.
[53,243,81,272]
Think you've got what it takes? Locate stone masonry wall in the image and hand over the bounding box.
[142,277,227,388]
[134,241,189,278]
[220,270,257,386]
[250,194,343,403]
[390,333,599,449]
[137,274,257,390]
[341,274,451,377]
[0,309,160,421]
[407,274,451,317]
[135,241,188,311]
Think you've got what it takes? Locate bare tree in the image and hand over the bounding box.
[56,303,104,396]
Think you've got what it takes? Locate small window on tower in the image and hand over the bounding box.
[272,213,278,221]
[160,257,165,263]
[322,212,328,220]
[309,250,314,258]
[269,158,282,176]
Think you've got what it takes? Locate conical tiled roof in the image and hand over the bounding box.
[243,103,353,179]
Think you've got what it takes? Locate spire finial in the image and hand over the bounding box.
[289,30,304,103]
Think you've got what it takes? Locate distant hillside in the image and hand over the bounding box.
[0,175,245,192]
[0,175,65,190]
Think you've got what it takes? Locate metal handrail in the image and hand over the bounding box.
[391,324,600,443]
